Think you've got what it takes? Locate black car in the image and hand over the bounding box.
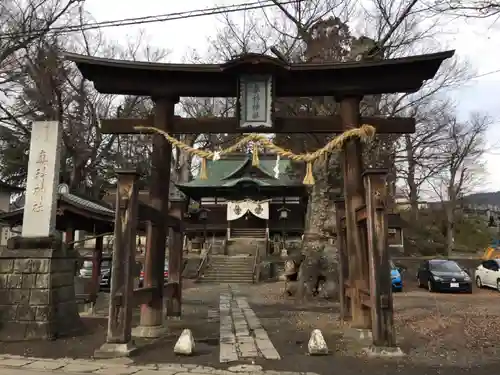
[417,259,472,293]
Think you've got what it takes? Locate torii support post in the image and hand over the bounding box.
[96,170,139,357]
[90,235,104,304]
[65,228,75,250]
[363,169,396,348]
[166,200,185,318]
[334,199,350,323]
[339,96,371,329]
[137,97,175,337]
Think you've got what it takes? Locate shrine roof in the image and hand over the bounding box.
[177,154,300,189]
[65,50,455,97]
[0,191,114,231]
[176,154,306,199]
[0,181,23,193]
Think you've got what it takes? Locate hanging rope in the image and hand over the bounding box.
[134,124,376,185]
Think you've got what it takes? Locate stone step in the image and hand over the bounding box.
[232,228,266,232]
[201,278,254,283]
[206,264,253,272]
[201,250,257,282]
[204,272,254,277]
[206,268,254,272]
[201,274,254,278]
[204,266,254,271]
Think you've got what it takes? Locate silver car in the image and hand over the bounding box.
[79,260,93,278]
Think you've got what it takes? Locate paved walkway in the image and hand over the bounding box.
[0,355,315,375]
[218,292,280,363]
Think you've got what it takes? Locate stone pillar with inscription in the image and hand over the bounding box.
[0,121,82,341]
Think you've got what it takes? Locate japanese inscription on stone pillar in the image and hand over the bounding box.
[22,121,62,238]
[239,74,273,128]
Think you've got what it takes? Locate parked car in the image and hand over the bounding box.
[390,260,403,292]
[475,259,500,291]
[79,260,93,278]
[138,262,169,287]
[100,260,142,290]
[417,259,472,293]
[79,259,112,279]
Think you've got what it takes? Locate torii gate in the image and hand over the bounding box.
[66,50,453,355]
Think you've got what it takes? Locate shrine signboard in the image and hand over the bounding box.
[238,74,273,129]
[22,121,62,238]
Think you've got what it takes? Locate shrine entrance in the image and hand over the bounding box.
[227,199,269,239]
[67,49,453,356]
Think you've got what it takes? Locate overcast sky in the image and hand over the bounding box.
[83,0,500,193]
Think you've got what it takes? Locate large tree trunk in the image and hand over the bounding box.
[445,185,457,256]
[173,134,196,183]
[405,134,419,222]
[296,154,340,299]
[445,203,455,256]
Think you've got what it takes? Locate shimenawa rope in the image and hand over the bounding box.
[134,125,376,185]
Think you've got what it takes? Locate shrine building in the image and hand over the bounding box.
[176,153,405,250]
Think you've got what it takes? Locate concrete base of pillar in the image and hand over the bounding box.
[363,345,405,358]
[131,325,167,338]
[166,316,181,321]
[94,342,138,358]
[78,302,96,315]
[344,327,373,343]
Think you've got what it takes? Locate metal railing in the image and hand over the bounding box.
[196,242,213,279]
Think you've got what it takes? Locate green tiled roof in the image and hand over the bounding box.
[178,155,301,188]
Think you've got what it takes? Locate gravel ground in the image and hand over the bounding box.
[241,281,500,373]
[1,280,499,375]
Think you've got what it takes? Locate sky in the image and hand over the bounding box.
[83,0,500,192]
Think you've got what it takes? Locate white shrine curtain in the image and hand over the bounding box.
[226,200,270,221]
[247,201,269,220]
[227,201,249,221]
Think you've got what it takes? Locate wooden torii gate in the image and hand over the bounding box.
[66,50,454,353]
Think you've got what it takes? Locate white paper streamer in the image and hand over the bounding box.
[213,151,221,161]
[273,154,280,178]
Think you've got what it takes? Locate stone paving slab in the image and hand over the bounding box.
[0,355,318,375]
[217,291,281,362]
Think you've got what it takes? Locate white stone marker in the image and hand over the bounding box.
[22,121,62,238]
[308,329,329,355]
[174,329,195,355]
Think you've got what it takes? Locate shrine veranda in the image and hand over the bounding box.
[0,50,453,352]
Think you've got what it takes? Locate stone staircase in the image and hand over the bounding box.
[200,255,255,284]
[231,228,266,239]
[226,237,266,256]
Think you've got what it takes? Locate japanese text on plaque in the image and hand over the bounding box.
[251,83,261,120]
[32,150,48,212]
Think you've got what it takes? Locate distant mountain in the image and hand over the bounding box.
[464,191,500,206]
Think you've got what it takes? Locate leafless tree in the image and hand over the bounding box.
[0,10,169,196]
[395,99,455,221]
[430,0,500,19]
[200,0,439,297]
[428,112,490,255]
[0,0,81,96]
